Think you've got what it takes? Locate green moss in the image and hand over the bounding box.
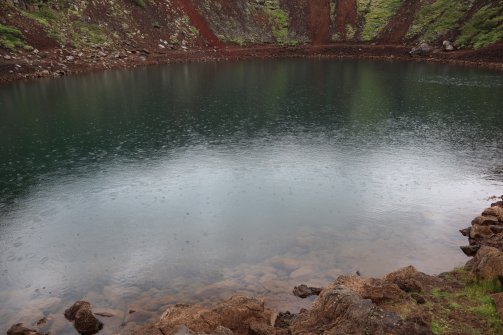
[406,0,474,42]
[263,0,293,44]
[24,7,61,26]
[345,24,356,40]
[357,0,403,41]
[75,22,108,45]
[431,319,447,335]
[0,24,30,50]
[456,4,503,49]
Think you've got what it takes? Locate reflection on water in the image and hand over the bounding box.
[0,59,502,334]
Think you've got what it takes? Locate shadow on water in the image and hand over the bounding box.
[0,58,502,334]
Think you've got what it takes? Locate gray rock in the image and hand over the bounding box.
[409,43,433,56]
[442,40,454,51]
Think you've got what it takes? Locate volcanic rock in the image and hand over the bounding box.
[64,301,104,335]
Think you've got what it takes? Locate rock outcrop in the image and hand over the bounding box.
[460,198,503,253]
[134,295,274,335]
[290,284,433,335]
[465,246,503,282]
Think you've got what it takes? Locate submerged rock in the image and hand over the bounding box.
[6,323,44,335]
[409,43,433,56]
[64,301,104,335]
[292,284,322,298]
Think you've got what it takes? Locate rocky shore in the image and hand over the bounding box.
[1,42,503,85]
[7,196,503,335]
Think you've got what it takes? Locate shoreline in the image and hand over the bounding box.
[1,43,503,86]
[8,196,503,335]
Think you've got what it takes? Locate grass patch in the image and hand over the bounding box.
[464,280,502,330]
[431,319,447,334]
[456,4,503,49]
[74,22,108,45]
[357,0,403,41]
[406,0,475,42]
[0,24,30,50]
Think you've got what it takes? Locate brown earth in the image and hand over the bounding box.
[174,0,224,48]
[378,0,422,43]
[306,0,331,45]
[334,0,358,38]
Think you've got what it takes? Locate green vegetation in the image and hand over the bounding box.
[131,0,146,8]
[264,1,290,44]
[430,319,447,335]
[456,4,503,49]
[23,7,65,43]
[357,0,403,41]
[74,22,108,46]
[464,280,502,329]
[426,269,503,335]
[0,24,30,50]
[406,0,474,42]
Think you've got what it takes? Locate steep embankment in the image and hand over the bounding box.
[0,0,502,83]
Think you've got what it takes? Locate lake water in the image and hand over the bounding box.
[0,59,502,334]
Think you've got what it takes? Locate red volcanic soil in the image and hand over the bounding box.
[378,0,422,43]
[334,0,358,37]
[307,0,331,45]
[174,0,224,48]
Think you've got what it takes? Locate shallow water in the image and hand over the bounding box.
[0,59,502,333]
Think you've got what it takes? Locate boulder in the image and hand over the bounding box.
[472,215,499,226]
[469,224,493,239]
[290,284,433,335]
[334,275,408,304]
[460,245,480,257]
[64,301,104,335]
[442,40,454,51]
[409,43,433,56]
[384,266,423,293]
[465,246,503,281]
[292,284,322,298]
[482,206,503,222]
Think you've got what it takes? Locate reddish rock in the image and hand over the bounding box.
[334,275,408,304]
[471,215,499,226]
[482,206,503,221]
[465,246,503,281]
[290,284,433,335]
[137,295,273,335]
[384,266,424,293]
[292,284,322,298]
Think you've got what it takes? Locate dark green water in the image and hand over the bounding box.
[0,59,502,334]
